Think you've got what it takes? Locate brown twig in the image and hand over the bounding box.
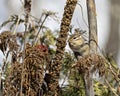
[20,0,31,95]
[105,79,119,96]
[34,15,48,44]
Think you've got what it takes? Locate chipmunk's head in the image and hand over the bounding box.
[68,29,85,47]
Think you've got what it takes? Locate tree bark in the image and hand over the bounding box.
[85,0,98,96]
[87,0,98,54]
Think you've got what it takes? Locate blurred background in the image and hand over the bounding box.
[0,0,120,64]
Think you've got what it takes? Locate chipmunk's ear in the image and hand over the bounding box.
[79,30,86,34]
[74,28,87,35]
[74,28,80,34]
[82,30,86,33]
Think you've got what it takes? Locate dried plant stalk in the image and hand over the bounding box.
[3,62,22,96]
[47,0,77,96]
[73,54,105,76]
[0,31,19,56]
[4,43,49,96]
[72,54,105,96]
[21,43,46,96]
[20,0,32,95]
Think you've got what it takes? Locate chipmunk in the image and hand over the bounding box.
[68,29,89,59]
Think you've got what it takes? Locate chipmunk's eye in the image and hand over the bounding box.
[73,35,81,40]
[73,37,76,39]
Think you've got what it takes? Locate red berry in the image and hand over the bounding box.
[36,44,48,53]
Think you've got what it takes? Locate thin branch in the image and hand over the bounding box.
[33,15,48,44]
[77,3,89,28]
[105,79,119,96]
[13,14,22,34]
[60,71,70,88]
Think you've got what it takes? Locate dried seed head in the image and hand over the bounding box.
[74,54,105,76]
